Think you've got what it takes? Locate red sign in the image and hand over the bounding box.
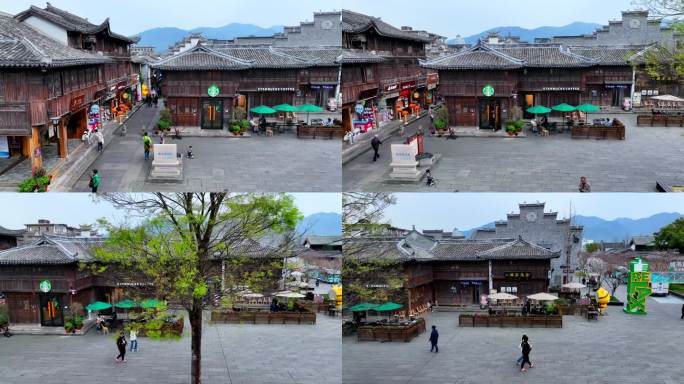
[69,95,86,112]
[406,134,424,155]
[427,74,439,85]
[401,81,416,90]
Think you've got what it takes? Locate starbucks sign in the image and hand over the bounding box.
[39,280,52,293]
[207,84,220,98]
[482,84,495,97]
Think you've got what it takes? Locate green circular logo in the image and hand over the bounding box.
[207,84,220,97]
[482,84,495,97]
[39,280,52,293]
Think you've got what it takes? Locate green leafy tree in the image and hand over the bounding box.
[343,256,406,305]
[632,1,684,80]
[91,193,302,384]
[655,217,684,253]
[584,242,601,253]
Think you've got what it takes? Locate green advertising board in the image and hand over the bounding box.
[624,257,652,315]
[482,84,495,97]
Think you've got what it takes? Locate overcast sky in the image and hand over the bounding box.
[0,193,340,230]
[1,0,635,37]
[384,193,684,232]
[0,0,341,35]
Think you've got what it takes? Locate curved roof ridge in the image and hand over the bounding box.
[153,42,253,67]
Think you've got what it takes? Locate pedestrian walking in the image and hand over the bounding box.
[429,108,434,124]
[129,329,138,352]
[520,335,534,372]
[88,169,100,193]
[681,303,683,319]
[579,176,591,192]
[159,131,165,144]
[186,145,194,159]
[94,129,104,152]
[143,132,152,160]
[429,325,439,353]
[516,334,531,365]
[371,135,381,162]
[115,331,127,363]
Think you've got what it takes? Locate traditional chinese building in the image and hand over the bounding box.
[152,11,342,130]
[0,4,137,170]
[345,230,559,312]
[422,43,648,128]
[341,10,439,133]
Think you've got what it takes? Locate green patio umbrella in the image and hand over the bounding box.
[374,302,403,311]
[526,105,552,115]
[297,104,325,125]
[114,299,138,309]
[86,301,112,311]
[552,103,577,128]
[576,104,600,125]
[140,299,164,309]
[273,103,299,113]
[551,103,577,112]
[349,303,378,312]
[250,105,277,114]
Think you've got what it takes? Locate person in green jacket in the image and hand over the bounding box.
[89,169,100,193]
[143,132,152,160]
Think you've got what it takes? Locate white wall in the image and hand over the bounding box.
[23,16,68,44]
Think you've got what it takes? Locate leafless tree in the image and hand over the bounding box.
[633,0,684,17]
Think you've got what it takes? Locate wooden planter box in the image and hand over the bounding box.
[571,123,625,140]
[637,114,684,127]
[297,126,344,139]
[458,315,562,328]
[356,318,426,342]
[211,310,316,325]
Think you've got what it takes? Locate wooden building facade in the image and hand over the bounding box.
[423,44,644,129]
[0,5,136,170]
[153,44,341,129]
[346,231,559,314]
[341,10,438,133]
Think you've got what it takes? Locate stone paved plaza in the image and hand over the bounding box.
[342,288,684,384]
[343,114,684,192]
[69,104,341,192]
[0,312,341,384]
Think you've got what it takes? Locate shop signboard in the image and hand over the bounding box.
[384,83,399,93]
[427,73,439,85]
[207,84,220,97]
[624,257,652,315]
[354,104,365,114]
[256,87,296,92]
[69,95,86,112]
[632,93,642,106]
[482,84,495,97]
[401,81,416,90]
[39,280,52,293]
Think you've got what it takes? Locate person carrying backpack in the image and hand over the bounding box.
[88,169,100,193]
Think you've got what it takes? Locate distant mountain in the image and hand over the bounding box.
[135,23,283,52]
[462,213,683,242]
[296,212,342,236]
[450,22,601,45]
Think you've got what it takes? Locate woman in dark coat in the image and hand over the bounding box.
[116,331,127,362]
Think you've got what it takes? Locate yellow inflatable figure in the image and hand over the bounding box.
[596,287,611,314]
[330,285,342,309]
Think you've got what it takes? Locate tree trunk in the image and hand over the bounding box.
[189,299,203,384]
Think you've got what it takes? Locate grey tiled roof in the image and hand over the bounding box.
[342,10,431,43]
[0,225,25,237]
[338,49,385,64]
[15,4,135,43]
[568,46,645,66]
[152,43,343,70]
[423,43,596,70]
[0,13,111,68]
[0,236,98,265]
[630,235,655,246]
[347,236,559,262]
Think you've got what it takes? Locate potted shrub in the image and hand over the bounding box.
[505,121,516,136]
[416,152,435,167]
[0,305,9,327]
[64,318,74,334]
[18,167,51,192]
[230,124,242,136]
[73,315,84,330]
